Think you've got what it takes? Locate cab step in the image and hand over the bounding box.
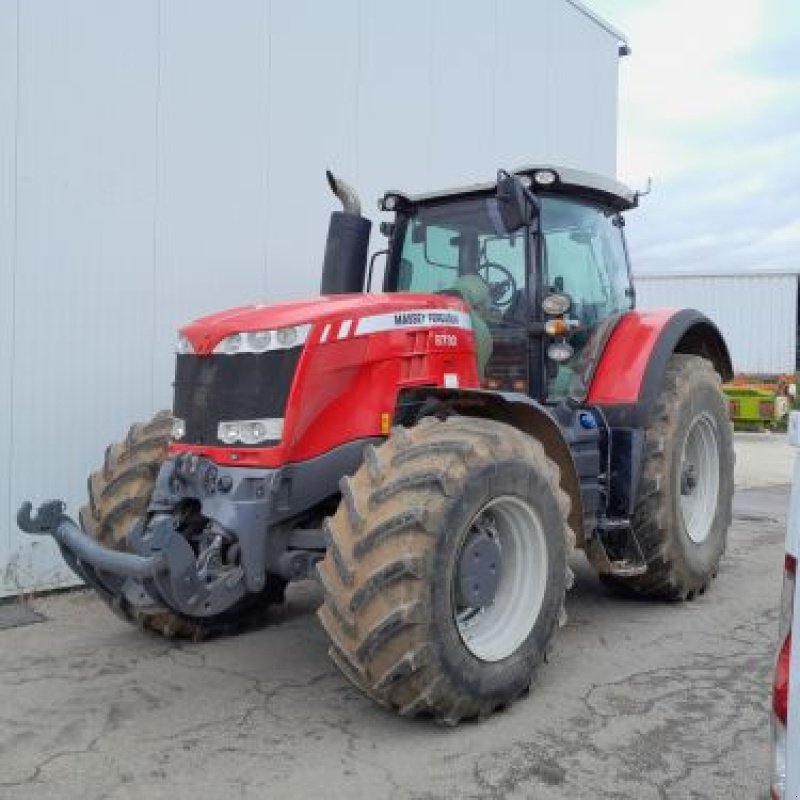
[589,517,649,578]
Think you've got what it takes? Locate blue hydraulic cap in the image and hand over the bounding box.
[579,411,597,430]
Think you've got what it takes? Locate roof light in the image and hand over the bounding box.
[533,169,557,186]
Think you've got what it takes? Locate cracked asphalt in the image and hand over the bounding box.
[0,434,790,799]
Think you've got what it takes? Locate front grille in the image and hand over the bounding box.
[173,348,302,446]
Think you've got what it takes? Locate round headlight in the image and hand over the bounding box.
[276,327,298,348]
[240,421,267,445]
[547,341,575,363]
[542,292,572,316]
[218,422,240,444]
[247,330,272,352]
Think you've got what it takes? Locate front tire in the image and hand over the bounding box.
[317,416,574,724]
[600,354,734,599]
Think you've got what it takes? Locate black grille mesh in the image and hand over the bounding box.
[172,348,302,446]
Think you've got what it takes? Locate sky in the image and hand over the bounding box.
[585,0,800,274]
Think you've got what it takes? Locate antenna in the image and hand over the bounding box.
[635,177,653,205]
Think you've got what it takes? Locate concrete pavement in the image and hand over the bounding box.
[0,433,792,799]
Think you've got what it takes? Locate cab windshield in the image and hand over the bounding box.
[388,197,529,381]
[391,197,526,305]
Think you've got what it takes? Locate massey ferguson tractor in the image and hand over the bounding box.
[19,165,734,724]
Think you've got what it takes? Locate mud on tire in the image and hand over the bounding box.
[600,354,734,600]
[317,416,575,724]
[79,411,285,640]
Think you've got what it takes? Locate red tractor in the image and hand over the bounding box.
[19,166,734,723]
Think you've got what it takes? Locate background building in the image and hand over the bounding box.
[0,0,627,596]
[635,270,800,375]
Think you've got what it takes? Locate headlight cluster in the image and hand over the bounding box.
[213,324,311,355]
[176,335,195,355]
[217,418,283,445]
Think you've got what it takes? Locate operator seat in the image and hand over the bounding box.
[502,289,528,327]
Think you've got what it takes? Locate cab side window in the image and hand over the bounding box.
[542,198,632,324]
[542,197,632,400]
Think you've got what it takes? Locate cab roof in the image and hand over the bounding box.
[383,165,638,214]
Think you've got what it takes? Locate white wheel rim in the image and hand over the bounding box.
[679,411,720,544]
[453,495,548,662]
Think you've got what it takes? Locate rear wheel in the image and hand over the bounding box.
[600,354,734,599]
[317,416,574,723]
[79,411,286,640]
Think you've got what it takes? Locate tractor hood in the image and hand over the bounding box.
[180,293,472,354]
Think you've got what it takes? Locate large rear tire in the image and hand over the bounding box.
[79,411,286,640]
[600,354,734,599]
[317,416,574,724]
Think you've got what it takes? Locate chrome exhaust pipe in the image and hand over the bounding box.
[321,170,372,295]
[326,169,361,216]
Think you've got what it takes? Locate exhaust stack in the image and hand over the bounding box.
[320,170,372,295]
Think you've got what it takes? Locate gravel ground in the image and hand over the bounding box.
[0,433,792,799]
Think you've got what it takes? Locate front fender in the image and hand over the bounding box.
[394,387,587,545]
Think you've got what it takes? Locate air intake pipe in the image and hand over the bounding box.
[320,170,372,295]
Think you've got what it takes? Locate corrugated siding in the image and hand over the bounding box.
[635,274,798,375]
[0,0,621,596]
[1,1,17,594]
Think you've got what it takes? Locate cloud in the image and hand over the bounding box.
[763,219,800,246]
[586,0,800,274]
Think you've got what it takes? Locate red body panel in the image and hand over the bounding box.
[587,309,679,404]
[171,293,480,467]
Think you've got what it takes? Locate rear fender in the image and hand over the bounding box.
[588,308,733,426]
[587,309,733,518]
[395,388,586,545]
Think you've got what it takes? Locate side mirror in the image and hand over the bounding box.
[496,171,537,232]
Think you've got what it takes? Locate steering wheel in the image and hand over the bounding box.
[478,262,517,309]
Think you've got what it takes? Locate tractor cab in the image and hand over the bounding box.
[380,166,637,403]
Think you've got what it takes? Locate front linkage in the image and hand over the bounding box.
[17,453,284,619]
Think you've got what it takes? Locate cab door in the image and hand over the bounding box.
[478,232,532,394]
[540,197,634,401]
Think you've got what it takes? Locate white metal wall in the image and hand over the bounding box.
[635,273,799,375]
[0,0,622,596]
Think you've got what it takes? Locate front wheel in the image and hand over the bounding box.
[600,354,734,599]
[317,416,575,724]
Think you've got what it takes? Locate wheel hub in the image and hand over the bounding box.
[456,524,502,608]
[453,496,548,663]
[679,412,721,544]
[680,463,698,495]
